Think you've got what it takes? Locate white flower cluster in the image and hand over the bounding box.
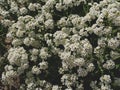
[56,0,86,11]
[103,59,115,70]
[90,75,112,90]
[0,0,120,89]
[7,47,28,67]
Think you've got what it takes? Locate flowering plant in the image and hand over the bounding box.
[0,0,120,90]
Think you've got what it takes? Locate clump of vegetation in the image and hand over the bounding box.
[0,0,120,90]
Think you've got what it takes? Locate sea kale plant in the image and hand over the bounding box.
[0,0,120,90]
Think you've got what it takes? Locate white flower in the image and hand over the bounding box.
[30,55,38,62]
[79,28,88,37]
[45,0,56,8]
[37,14,45,24]
[39,47,50,60]
[24,37,31,46]
[100,75,111,84]
[32,66,41,75]
[45,19,54,29]
[35,87,42,90]
[35,3,41,10]
[57,17,67,27]
[59,51,71,61]
[103,60,115,70]
[108,38,119,49]
[31,49,39,56]
[87,63,95,72]
[4,65,13,71]
[74,58,85,67]
[65,88,72,90]
[90,81,98,90]
[28,31,36,38]
[82,13,91,22]
[81,39,93,56]
[30,38,40,48]
[17,67,25,75]
[71,34,81,42]
[61,74,78,87]
[98,38,107,47]
[52,85,61,90]
[6,33,13,38]
[6,70,17,78]
[1,19,13,27]
[16,29,25,37]
[93,26,104,36]
[16,21,25,30]
[2,70,18,86]
[101,84,112,90]
[103,27,112,35]
[110,51,120,60]
[63,0,73,7]
[71,16,81,29]
[94,46,104,57]
[77,67,88,77]
[22,63,29,70]
[17,0,28,4]
[55,3,63,11]
[26,21,37,30]
[44,13,52,20]
[7,47,28,66]
[39,61,48,70]
[76,83,84,90]
[28,3,36,11]
[117,32,120,39]
[0,9,9,17]
[69,42,80,52]
[10,2,18,14]
[62,62,69,71]
[20,7,28,15]
[23,15,34,23]
[27,83,36,90]
[53,31,68,45]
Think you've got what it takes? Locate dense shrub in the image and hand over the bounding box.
[0,0,120,90]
